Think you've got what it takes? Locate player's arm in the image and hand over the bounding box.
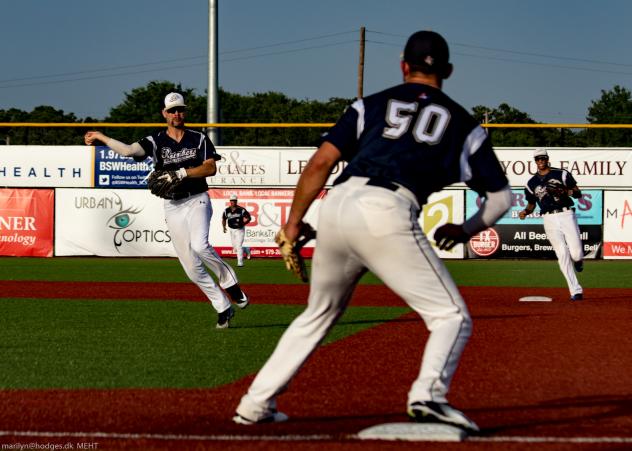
[283,141,341,242]
[180,158,217,178]
[569,185,582,199]
[222,213,227,233]
[462,184,512,235]
[242,210,252,226]
[519,202,536,220]
[435,131,511,250]
[84,131,145,158]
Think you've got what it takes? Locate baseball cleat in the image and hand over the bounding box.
[407,401,479,432]
[216,306,235,329]
[574,260,584,272]
[233,409,288,425]
[235,291,249,309]
[570,293,583,301]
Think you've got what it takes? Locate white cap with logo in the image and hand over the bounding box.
[229,194,238,201]
[533,148,548,158]
[164,92,186,110]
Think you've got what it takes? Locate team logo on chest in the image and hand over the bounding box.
[161,146,197,164]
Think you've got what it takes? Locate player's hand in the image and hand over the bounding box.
[223,228,227,233]
[84,131,105,145]
[434,223,470,250]
[518,210,527,220]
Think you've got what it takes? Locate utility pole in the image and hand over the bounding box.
[207,0,219,144]
[357,26,365,99]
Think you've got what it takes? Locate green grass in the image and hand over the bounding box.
[0,298,407,389]
[0,256,628,390]
[1,257,630,288]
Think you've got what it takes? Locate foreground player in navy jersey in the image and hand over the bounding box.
[234,31,511,431]
[519,148,584,300]
[85,93,249,329]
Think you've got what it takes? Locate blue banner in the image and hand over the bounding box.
[466,189,603,225]
[94,146,152,188]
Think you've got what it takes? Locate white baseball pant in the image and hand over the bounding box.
[164,193,240,313]
[543,209,583,296]
[229,227,246,266]
[237,176,472,419]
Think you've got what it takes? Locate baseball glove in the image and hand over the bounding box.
[545,180,568,198]
[147,170,185,199]
[275,222,317,282]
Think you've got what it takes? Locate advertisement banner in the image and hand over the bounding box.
[466,225,602,259]
[94,146,152,188]
[420,190,465,259]
[495,148,632,188]
[0,189,54,257]
[465,188,602,259]
[208,188,324,258]
[603,191,632,259]
[0,146,93,187]
[466,189,603,225]
[55,189,175,256]
[209,146,344,188]
[208,188,464,259]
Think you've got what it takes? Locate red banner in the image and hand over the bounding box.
[603,242,632,257]
[0,189,54,257]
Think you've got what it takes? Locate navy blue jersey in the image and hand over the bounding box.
[223,205,251,229]
[524,167,578,213]
[134,129,221,197]
[324,83,508,206]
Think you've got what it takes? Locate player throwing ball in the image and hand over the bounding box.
[222,194,252,267]
[84,92,249,328]
[233,30,511,432]
[519,148,584,301]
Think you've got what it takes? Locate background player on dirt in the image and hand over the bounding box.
[233,30,512,431]
[222,193,252,267]
[84,92,249,329]
[519,148,584,301]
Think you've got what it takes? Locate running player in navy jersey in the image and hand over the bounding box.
[520,148,584,300]
[234,31,511,431]
[85,93,249,329]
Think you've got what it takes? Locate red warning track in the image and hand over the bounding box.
[1,281,631,450]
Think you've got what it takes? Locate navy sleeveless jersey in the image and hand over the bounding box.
[134,129,221,196]
[223,205,251,229]
[324,83,508,206]
[524,167,577,214]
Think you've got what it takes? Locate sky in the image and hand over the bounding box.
[1,0,632,124]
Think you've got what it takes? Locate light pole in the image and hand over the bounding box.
[207,0,219,144]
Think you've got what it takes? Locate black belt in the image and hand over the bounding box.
[335,174,400,192]
[169,191,202,201]
[544,207,575,215]
[366,177,400,191]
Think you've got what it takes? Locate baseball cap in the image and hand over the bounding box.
[533,148,549,158]
[403,30,450,74]
[164,92,186,110]
[229,194,238,201]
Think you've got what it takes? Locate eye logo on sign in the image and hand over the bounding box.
[105,194,143,252]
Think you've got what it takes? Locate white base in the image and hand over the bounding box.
[357,422,467,442]
[519,295,553,302]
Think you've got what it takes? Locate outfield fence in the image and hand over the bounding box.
[0,124,631,260]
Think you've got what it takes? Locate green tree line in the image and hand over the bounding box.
[1,80,631,147]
